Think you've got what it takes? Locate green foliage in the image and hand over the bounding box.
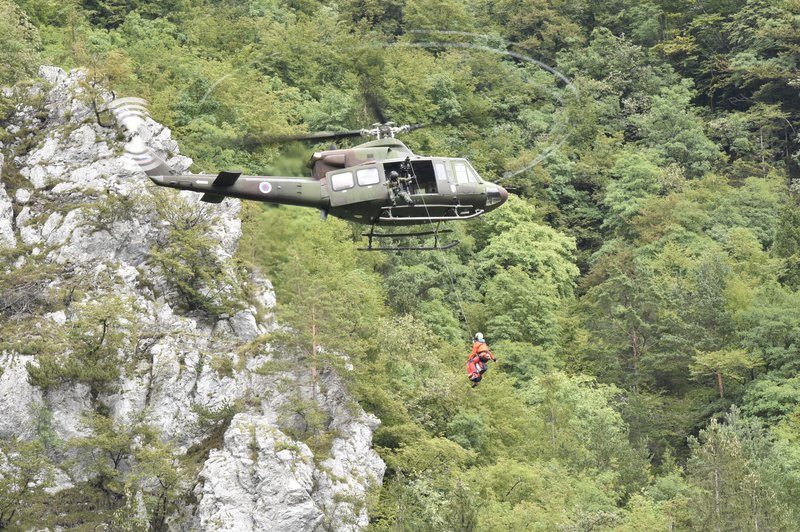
[278,392,335,457]
[557,27,679,134]
[492,340,555,383]
[577,247,667,391]
[0,248,60,318]
[446,411,489,454]
[601,151,664,240]
[483,266,562,346]
[477,221,580,297]
[630,81,722,177]
[690,348,762,398]
[125,433,189,531]
[68,415,189,529]
[10,481,115,530]
[73,412,138,498]
[686,408,797,529]
[209,354,234,378]
[0,0,41,86]
[9,0,800,526]
[0,438,52,528]
[192,400,242,433]
[465,459,620,531]
[146,189,246,316]
[773,194,800,288]
[25,294,136,398]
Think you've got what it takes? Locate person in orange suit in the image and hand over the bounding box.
[467,332,496,387]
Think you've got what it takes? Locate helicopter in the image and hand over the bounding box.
[108,99,509,251]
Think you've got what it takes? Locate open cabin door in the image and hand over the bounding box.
[326,165,387,207]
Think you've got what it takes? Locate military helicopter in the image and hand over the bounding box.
[109,99,509,251]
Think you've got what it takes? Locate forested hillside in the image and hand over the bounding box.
[3,0,800,529]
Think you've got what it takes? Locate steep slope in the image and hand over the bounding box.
[0,66,383,530]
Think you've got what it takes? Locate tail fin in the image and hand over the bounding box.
[213,171,242,187]
[106,97,174,177]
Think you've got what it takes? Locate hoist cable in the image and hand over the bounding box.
[405,163,474,342]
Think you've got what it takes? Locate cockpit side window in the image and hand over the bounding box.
[465,163,481,183]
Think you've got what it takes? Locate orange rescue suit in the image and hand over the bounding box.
[467,340,495,380]
[470,341,495,361]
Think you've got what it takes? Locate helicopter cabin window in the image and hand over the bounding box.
[453,162,469,184]
[356,167,380,186]
[330,171,354,191]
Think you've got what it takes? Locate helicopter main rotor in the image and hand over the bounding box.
[362,122,424,139]
[271,122,425,143]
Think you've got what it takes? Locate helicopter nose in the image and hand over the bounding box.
[486,185,508,210]
[498,186,509,204]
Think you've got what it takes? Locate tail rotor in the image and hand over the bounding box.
[103,97,174,177]
[107,97,150,134]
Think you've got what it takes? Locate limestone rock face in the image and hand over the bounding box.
[193,367,386,531]
[0,354,42,439]
[0,153,15,248]
[196,414,323,531]
[0,67,384,529]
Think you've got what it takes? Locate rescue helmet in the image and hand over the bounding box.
[474,332,484,342]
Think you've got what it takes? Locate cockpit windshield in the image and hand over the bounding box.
[464,160,483,183]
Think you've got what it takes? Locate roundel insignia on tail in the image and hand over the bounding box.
[259,182,272,194]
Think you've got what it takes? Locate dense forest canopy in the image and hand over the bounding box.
[3,0,800,529]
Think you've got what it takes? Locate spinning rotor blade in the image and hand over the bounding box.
[267,129,366,143]
[365,90,387,125]
[266,123,428,144]
[100,97,175,176]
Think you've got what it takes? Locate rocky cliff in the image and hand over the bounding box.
[0,67,384,530]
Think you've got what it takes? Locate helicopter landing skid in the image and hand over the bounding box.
[377,205,485,222]
[358,223,459,251]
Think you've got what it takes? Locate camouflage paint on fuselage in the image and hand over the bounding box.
[147,138,508,225]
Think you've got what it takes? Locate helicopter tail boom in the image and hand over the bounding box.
[148,173,327,209]
[212,171,242,187]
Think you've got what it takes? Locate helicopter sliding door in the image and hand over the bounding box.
[327,165,386,207]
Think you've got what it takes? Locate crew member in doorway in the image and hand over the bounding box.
[386,170,414,206]
[467,332,496,387]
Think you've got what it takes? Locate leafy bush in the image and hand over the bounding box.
[26,295,136,399]
[146,189,246,316]
[0,0,41,86]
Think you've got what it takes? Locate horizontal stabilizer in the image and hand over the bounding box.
[213,171,242,187]
[200,193,225,203]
